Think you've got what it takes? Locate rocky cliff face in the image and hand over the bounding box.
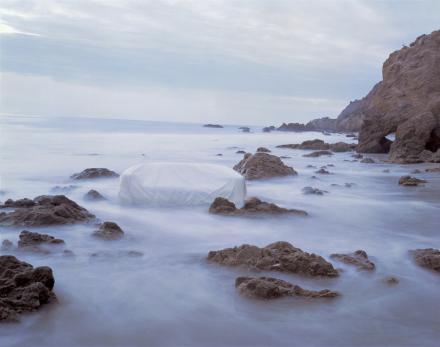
[357,30,440,163]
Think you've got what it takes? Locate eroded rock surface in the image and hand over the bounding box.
[233,153,296,180]
[398,176,427,186]
[411,248,440,272]
[92,221,124,240]
[330,250,375,271]
[207,241,338,277]
[71,168,119,180]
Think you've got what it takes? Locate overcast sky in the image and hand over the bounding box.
[1,0,439,125]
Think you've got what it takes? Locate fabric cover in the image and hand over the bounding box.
[119,162,246,207]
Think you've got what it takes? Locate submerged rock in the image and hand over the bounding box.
[383,276,399,286]
[302,187,328,195]
[315,168,331,175]
[262,126,275,133]
[330,250,376,271]
[256,147,271,153]
[203,124,223,128]
[398,176,427,186]
[303,150,333,158]
[235,276,339,300]
[0,195,95,227]
[0,255,56,322]
[1,239,13,251]
[18,230,64,249]
[84,189,105,201]
[239,127,250,133]
[209,197,307,216]
[425,167,440,173]
[236,150,246,154]
[208,241,338,277]
[71,168,119,180]
[360,158,375,164]
[411,248,440,273]
[92,221,124,240]
[233,153,296,180]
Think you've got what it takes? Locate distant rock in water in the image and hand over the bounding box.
[277,122,308,132]
[209,197,307,216]
[84,189,105,201]
[330,250,376,271]
[303,150,333,158]
[208,241,338,277]
[18,230,65,250]
[0,195,95,226]
[235,276,339,300]
[398,176,427,186]
[203,124,223,128]
[0,255,56,322]
[233,152,296,180]
[360,158,375,164]
[277,139,354,153]
[262,126,275,133]
[239,126,250,133]
[302,187,328,195]
[256,147,271,153]
[93,221,124,240]
[71,168,119,180]
[411,248,440,273]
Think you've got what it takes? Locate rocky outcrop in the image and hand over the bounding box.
[233,153,296,180]
[18,230,64,249]
[411,248,440,273]
[203,124,223,128]
[256,147,271,153]
[0,195,95,226]
[92,221,124,240]
[239,126,250,133]
[277,140,354,153]
[209,197,307,216]
[398,176,427,186]
[277,123,308,132]
[84,189,105,201]
[0,256,56,322]
[71,168,119,180]
[360,158,375,164]
[426,167,440,172]
[330,142,355,152]
[235,276,339,299]
[356,30,440,163]
[330,250,375,271]
[303,150,333,158]
[262,126,276,133]
[207,241,338,277]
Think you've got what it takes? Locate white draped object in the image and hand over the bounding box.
[119,162,246,207]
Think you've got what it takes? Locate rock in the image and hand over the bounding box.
[346,134,357,138]
[352,153,363,159]
[277,139,330,150]
[383,276,399,286]
[360,158,375,164]
[306,165,317,168]
[1,239,13,251]
[305,117,338,132]
[398,175,427,186]
[209,197,307,216]
[280,156,291,159]
[207,241,338,277]
[303,150,333,158]
[236,150,246,154]
[330,250,375,271]
[355,30,440,163]
[262,126,275,133]
[1,198,35,208]
[215,153,223,156]
[51,185,78,194]
[302,187,328,195]
[330,142,355,152]
[426,167,440,172]
[233,153,296,180]
[203,124,223,128]
[256,147,271,153]
[18,230,64,250]
[0,195,95,227]
[71,168,119,180]
[235,276,339,299]
[315,168,330,175]
[92,221,124,240]
[84,189,105,201]
[239,127,250,133]
[411,248,440,272]
[277,123,308,132]
[344,183,355,188]
[383,169,390,173]
[0,255,56,322]
[411,169,422,174]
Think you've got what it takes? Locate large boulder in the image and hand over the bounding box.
[92,221,124,240]
[207,241,338,277]
[233,153,296,180]
[71,168,119,180]
[0,195,95,226]
[356,30,440,163]
[411,248,440,272]
[18,230,64,249]
[0,256,56,322]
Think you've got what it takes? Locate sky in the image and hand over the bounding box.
[0,0,439,125]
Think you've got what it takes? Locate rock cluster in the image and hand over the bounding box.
[233,153,296,180]
[330,250,376,271]
[71,168,119,180]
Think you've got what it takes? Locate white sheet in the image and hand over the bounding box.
[119,162,246,207]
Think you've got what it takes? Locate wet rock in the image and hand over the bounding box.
[398,176,427,186]
[203,124,223,128]
[233,153,296,180]
[209,197,307,216]
[344,183,355,188]
[236,150,246,154]
[330,250,375,271]
[0,255,56,322]
[0,195,95,227]
[1,198,35,208]
[352,153,364,159]
[302,187,328,195]
[215,153,223,156]
[383,276,399,286]
[425,167,440,173]
[71,168,119,180]
[315,168,330,175]
[208,241,338,277]
[92,221,124,240]
[84,189,105,201]
[280,156,291,159]
[329,142,355,152]
[262,126,275,133]
[18,230,64,250]
[277,123,308,132]
[235,276,339,300]
[1,239,13,251]
[239,127,250,133]
[346,134,357,138]
[256,147,271,153]
[411,248,440,272]
[360,158,375,164]
[410,169,422,174]
[90,250,143,258]
[306,165,317,168]
[303,150,333,158]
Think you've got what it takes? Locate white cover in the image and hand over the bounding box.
[119,162,246,207]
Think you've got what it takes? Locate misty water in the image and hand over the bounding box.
[1,116,439,347]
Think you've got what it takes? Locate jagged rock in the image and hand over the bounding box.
[277,123,308,132]
[207,241,338,277]
[356,30,440,163]
[235,277,339,299]
[305,117,338,132]
[256,147,271,153]
[303,150,333,158]
[330,142,355,152]
[411,248,440,272]
[315,168,330,175]
[92,221,124,240]
[233,153,296,180]
[1,198,35,208]
[84,189,105,201]
[203,124,223,128]
[360,158,375,164]
[330,250,375,271]
[0,195,95,227]
[426,167,440,172]
[71,168,119,180]
[0,255,56,322]
[18,230,64,250]
[262,126,275,133]
[302,187,328,195]
[209,197,307,216]
[277,139,330,150]
[398,176,427,186]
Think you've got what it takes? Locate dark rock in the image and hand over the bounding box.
[0,195,95,227]
[1,239,13,251]
[256,147,271,153]
[208,241,338,277]
[426,167,440,173]
[330,142,355,152]
[92,221,124,240]
[262,126,276,133]
[411,248,440,272]
[303,150,333,158]
[51,185,78,194]
[209,197,307,216]
[277,139,330,150]
[330,250,375,271]
[315,168,330,175]
[280,156,291,159]
[0,255,56,322]
[236,150,246,154]
[306,165,317,168]
[233,153,296,180]
[411,169,422,174]
[277,123,308,132]
[383,169,390,173]
[1,198,35,208]
[346,134,357,138]
[216,153,223,156]
[383,276,399,286]
[239,127,250,133]
[18,230,64,249]
[360,158,375,164]
[398,176,427,186]
[84,189,105,201]
[235,276,339,299]
[302,187,328,195]
[71,168,119,180]
[203,124,223,128]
